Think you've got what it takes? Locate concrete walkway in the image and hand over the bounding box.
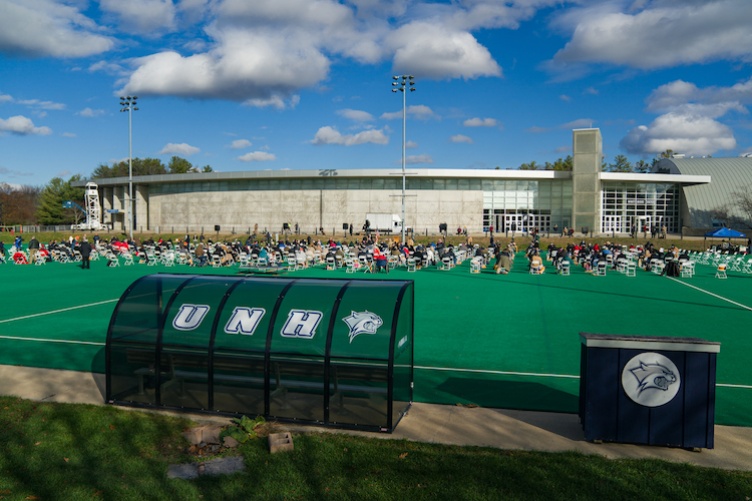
[1,365,750,471]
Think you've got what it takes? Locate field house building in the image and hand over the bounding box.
[88,128,752,237]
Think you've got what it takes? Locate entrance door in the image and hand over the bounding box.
[504,214,524,234]
[659,216,674,234]
[637,216,651,235]
[602,216,621,233]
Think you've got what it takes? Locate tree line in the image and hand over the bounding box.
[514,153,661,172]
[2,151,750,229]
[1,156,212,226]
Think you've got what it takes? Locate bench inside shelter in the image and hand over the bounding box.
[106,274,413,433]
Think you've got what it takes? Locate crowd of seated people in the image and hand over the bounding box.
[5,228,742,277]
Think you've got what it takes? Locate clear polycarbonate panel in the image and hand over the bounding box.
[106,274,414,432]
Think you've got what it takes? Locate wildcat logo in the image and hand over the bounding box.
[630,361,677,394]
[621,352,681,408]
[342,311,383,343]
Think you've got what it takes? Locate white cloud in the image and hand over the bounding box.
[548,0,752,74]
[406,154,433,165]
[230,139,252,149]
[0,0,113,58]
[381,104,438,121]
[451,134,473,144]
[621,77,750,156]
[0,115,52,135]
[620,112,737,156]
[159,142,200,155]
[337,109,374,122]
[18,99,65,111]
[77,107,105,118]
[100,0,177,34]
[646,78,752,112]
[117,0,515,103]
[120,28,331,104]
[89,60,127,76]
[389,21,501,79]
[238,151,276,162]
[0,93,13,103]
[463,117,497,127]
[311,126,388,146]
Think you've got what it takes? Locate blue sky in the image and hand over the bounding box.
[1,0,752,187]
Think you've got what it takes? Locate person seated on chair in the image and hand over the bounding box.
[529,249,545,273]
[373,245,388,272]
[413,246,425,269]
[496,248,512,274]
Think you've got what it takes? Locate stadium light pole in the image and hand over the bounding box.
[119,96,138,241]
[392,75,415,245]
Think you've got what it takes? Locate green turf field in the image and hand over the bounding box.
[1,253,750,426]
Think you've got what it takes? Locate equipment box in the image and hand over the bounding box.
[579,333,720,449]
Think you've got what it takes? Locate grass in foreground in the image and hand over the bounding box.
[0,396,750,501]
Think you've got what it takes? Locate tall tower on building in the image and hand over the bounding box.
[572,128,602,234]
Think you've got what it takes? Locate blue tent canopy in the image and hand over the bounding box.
[704,227,747,238]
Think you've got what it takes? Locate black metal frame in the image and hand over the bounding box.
[106,273,414,433]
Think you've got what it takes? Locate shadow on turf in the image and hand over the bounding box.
[476,270,752,312]
[435,377,579,415]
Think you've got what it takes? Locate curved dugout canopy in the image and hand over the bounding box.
[106,274,414,433]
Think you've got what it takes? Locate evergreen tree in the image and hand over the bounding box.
[36,176,84,225]
[168,156,194,174]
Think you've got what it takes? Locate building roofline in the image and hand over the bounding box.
[599,172,710,186]
[79,168,574,186]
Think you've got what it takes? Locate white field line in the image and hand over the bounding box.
[0,299,119,324]
[0,335,103,346]
[415,365,752,390]
[415,365,579,379]
[667,277,752,312]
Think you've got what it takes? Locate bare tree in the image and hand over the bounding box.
[0,183,41,225]
[731,186,752,228]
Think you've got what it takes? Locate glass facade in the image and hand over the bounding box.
[150,177,485,194]
[481,179,573,233]
[600,183,680,234]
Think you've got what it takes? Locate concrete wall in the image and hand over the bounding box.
[146,188,484,236]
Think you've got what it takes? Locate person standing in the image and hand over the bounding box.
[28,236,40,264]
[79,237,93,269]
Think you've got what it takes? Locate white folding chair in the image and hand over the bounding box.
[407,257,417,272]
[560,261,570,276]
[742,259,752,274]
[359,255,372,273]
[594,261,607,276]
[470,257,482,274]
[715,263,727,279]
[625,261,636,277]
[681,261,695,278]
[107,253,120,267]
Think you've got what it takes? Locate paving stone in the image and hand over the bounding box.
[168,457,245,480]
[200,456,246,476]
[167,464,199,480]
